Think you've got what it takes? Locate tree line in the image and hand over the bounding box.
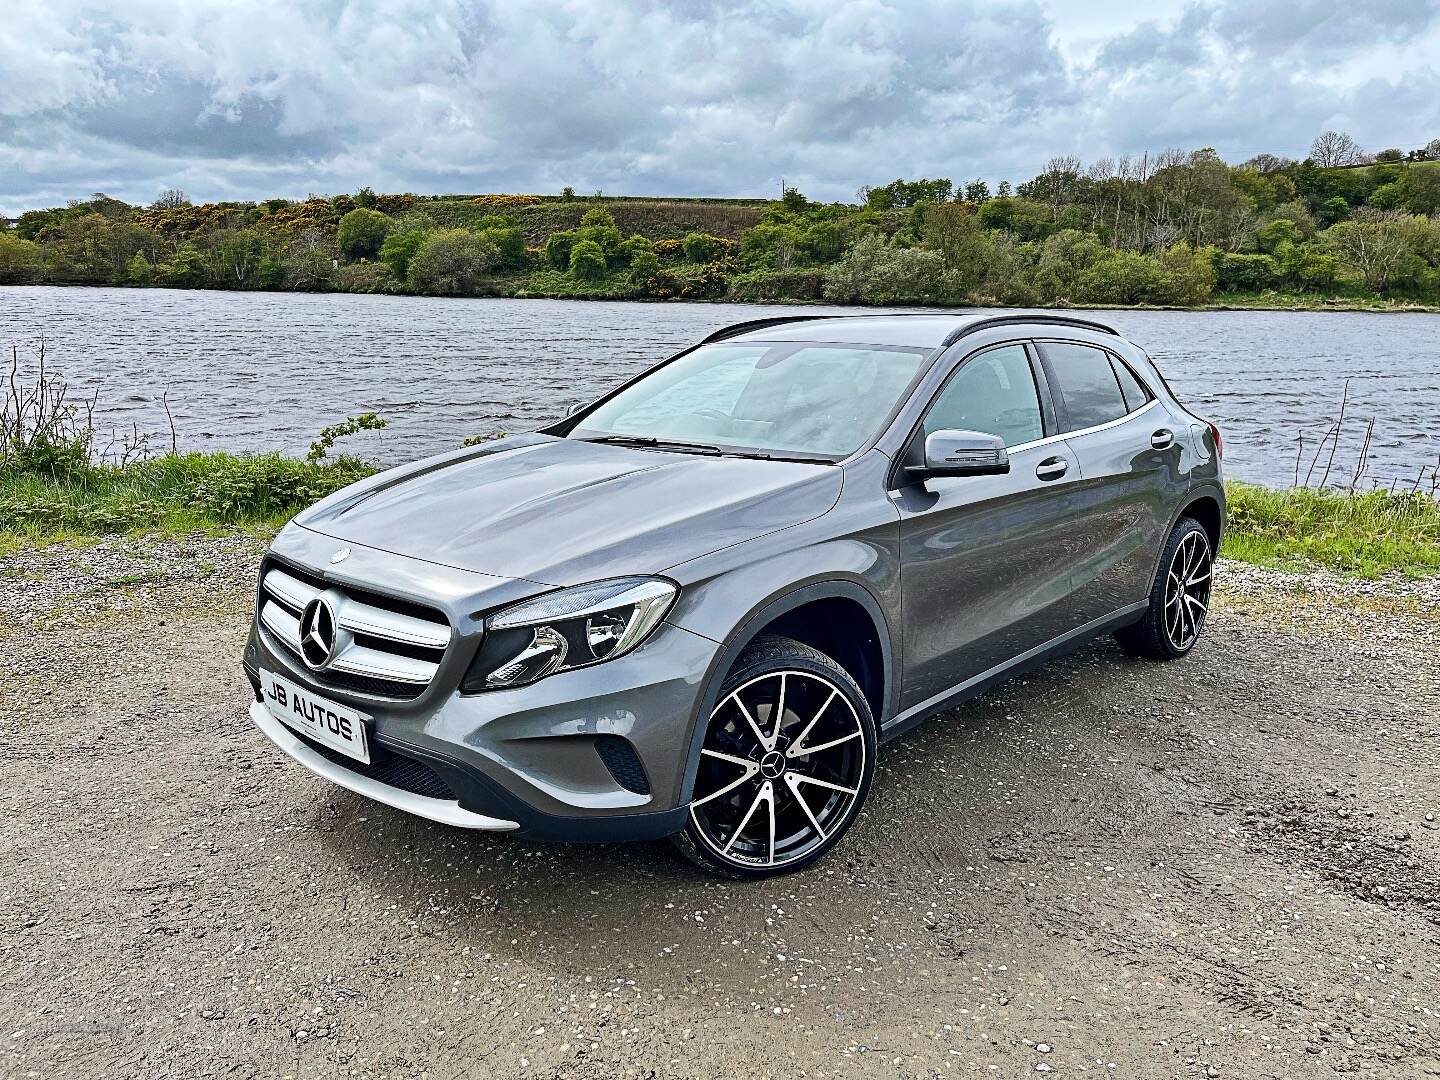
[3,131,1439,308]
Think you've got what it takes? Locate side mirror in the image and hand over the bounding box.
[565,400,587,417]
[908,429,1009,479]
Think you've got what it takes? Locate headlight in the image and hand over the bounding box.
[461,577,677,692]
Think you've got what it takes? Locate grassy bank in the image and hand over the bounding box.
[0,452,374,551]
[1225,482,1440,577]
[3,454,1437,578]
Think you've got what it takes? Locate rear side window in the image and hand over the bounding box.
[1043,342,1130,431]
[1110,356,1152,413]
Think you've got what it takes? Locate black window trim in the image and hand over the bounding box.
[1033,337,1156,437]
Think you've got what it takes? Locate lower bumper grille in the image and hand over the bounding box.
[295,732,457,802]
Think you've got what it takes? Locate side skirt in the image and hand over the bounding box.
[879,602,1147,745]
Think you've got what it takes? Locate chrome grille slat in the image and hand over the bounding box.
[259,562,452,699]
[328,645,438,684]
[337,605,450,649]
[264,568,316,613]
[260,600,302,649]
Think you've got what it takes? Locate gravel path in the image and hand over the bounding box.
[2,536,1437,1079]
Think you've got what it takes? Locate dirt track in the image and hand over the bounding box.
[2,537,1438,1079]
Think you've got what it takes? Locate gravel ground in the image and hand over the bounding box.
[1,536,1438,1079]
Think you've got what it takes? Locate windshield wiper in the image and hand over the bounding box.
[584,434,723,456]
[718,450,838,464]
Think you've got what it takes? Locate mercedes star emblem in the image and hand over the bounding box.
[299,596,339,670]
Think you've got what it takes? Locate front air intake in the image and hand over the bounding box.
[594,735,650,795]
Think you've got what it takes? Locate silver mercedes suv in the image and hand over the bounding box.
[243,313,1224,877]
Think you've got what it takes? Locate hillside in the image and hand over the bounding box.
[2,150,1438,309]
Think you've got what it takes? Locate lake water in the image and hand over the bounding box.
[2,285,1437,488]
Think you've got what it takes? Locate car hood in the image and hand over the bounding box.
[296,433,842,586]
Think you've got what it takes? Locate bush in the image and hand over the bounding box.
[628,250,661,280]
[1072,250,1166,305]
[336,207,391,261]
[823,234,947,304]
[406,229,500,295]
[568,239,608,282]
[545,229,579,269]
[682,231,712,263]
[617,235,653,267]
[726,268,827,301]
[477,226,527,271]
[379,229,426,280]
[1213,252,1278,292]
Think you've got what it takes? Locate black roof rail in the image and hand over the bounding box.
[700,315,842,343]
[942,314,1118,346]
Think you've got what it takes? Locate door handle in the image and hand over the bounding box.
[1151,429,1175,450]
[1035,456,1068,481]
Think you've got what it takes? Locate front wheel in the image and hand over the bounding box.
[1115,517,1215,660]
[673,635,876,878]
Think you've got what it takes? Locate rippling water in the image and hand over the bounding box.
[3,285,1437,488]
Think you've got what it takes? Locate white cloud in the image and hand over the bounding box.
[1,0,1438,212]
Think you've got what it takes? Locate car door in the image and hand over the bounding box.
[893,342,1083,712]
[1035,340,1180,624]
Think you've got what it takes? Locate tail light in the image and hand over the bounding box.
[1206,421,1223,460]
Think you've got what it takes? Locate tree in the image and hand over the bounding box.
[336,207,391,261]
[354,186,378,208]
[151,188,190,210]
[282,229,333,291]
[1243,154,1295,175]
[780,186,808,212]
[1426,138,1440,161]
[1310,130,1362,168]
[569,239,607,281]
[125,252,154,284]
[963,179,991,203]
[1324,210,1417,291]
[406,229,499,294]
[1374,148,1404,164]
[0,233,42,284]
[379,229,426,279]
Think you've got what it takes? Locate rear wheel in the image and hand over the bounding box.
[1115,517,1214,660]
[673,635,876,878]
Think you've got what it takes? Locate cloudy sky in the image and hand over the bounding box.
[2,0,1438,213]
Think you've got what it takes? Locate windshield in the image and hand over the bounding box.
[573,341,928,460]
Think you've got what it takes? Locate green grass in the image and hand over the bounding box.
[1223,481,1440,577]
[4,455,1438,580]
[0,452,376,548]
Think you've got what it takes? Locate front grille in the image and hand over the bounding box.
[258,556,452,700]
[297,731,457,801]
[595,735,650,795]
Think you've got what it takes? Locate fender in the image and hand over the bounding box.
[671,578,895,808]
[1146,481,1227,587]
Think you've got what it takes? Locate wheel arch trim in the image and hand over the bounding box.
[672,579,893,808]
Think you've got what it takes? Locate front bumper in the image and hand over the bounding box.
[248,700,520,830]
[245,527,722,843]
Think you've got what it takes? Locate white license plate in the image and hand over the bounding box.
[261,669,371,764]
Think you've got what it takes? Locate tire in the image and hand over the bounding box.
[1115,516,1215,660]
[672,634,877,879]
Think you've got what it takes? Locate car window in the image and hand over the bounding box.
[1044,342,1130,431]
[576,341,928,459]
[923,344,1043,447]
[1110,355,1152,413]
